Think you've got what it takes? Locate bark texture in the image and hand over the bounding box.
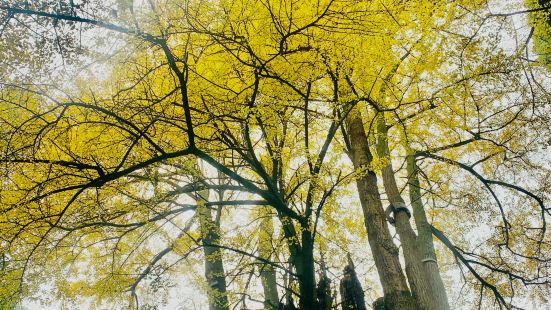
[339,256,367,310]
[258,208,280,310]
[406,150,450,310]
[345,109,415,310]
[375,114,440,310]
[317,255,333,310]
[277,213,318,309]
[197,189,229,310]
[296,228,319,310]
[317,272,333,310]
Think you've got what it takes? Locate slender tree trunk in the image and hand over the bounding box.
[258,207,280,310]
[282,263,297,310]
[317,257,333,310]
[406,149,450,310]
[276,212,318,309]
[297,227,318,310]
[345,108,415,310]
[196,188,229,310]
[374,114,435,310]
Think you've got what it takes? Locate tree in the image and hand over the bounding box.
[526,0,551,65]
[0,1,550,309]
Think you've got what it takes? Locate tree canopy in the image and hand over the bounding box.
[0,1,550,309]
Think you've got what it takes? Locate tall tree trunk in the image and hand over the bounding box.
[406,148,450,310]
[197,188,229,310]
[258,207,280,310]
[345,108,415,310]
[374,114,436,310]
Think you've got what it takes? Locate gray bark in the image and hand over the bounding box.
[374,114,436,310]
[406,149,450,310]
[196,188,229,310]
[258,207,280,310]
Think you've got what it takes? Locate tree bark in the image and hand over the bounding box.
[317,267,333,310]
[296,227,319,310]
[276,212,318,309]
[345,108,415,310]
[339,255,367,310]
[197,188,229,310]
[406,149,450,310]
[258,207,280,310]
[374,114,435,310]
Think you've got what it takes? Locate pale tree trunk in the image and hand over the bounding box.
[406,148,450,310]
[196,188,229,310]
[374,114,438,310]
[258,207,280,310]
[345,108,415,310]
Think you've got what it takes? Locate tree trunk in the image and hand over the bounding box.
[345,108,416,310]
[197,189,229,310]
[296,228,319,310]
[258,207,280,310]
[339,255,367,310]
[406,149,450,310]
[276,211,318,309]
[317,269,333,310]
[374,114,435,310]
